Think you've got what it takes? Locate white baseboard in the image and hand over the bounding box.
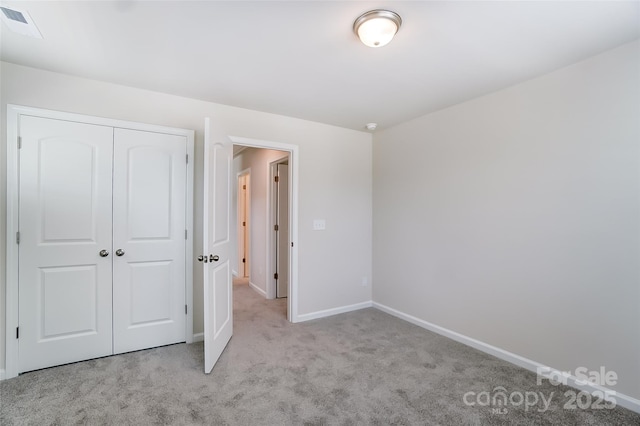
[0,369,5,381]
[372,302,640,414]
[297,300,373,322]
[249,281,267,298]
[192,332,204,343]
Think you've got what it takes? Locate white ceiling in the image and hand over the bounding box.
[1,1,639,131]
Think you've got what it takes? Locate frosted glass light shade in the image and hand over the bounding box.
[354,10,402,48]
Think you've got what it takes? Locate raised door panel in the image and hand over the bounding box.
[112,128,186,354]
[18,116,113,372]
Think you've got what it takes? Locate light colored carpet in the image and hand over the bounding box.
[1,282,638,425]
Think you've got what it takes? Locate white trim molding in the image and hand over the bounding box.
[249,281,268,298]
[192,333,204,343]
[5,105,20,379]
[184,125,195,345]
[373,302,640,414]
[0,369,6,381]
[297,301,373,322]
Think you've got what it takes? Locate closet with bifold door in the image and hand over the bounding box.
[15,110,193,373]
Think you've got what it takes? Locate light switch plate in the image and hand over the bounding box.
[313,219,326,231]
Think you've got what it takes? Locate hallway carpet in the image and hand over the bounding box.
[1,282,638,425]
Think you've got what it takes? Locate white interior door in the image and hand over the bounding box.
[276,163,289,298]
[243,175,251,277]
[112,128,187,354]
[18,116,114,372]
[202,118,233,373]
[238,174,250,277]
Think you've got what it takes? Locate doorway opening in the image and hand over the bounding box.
[236,170,250,279]
[230,136,298,322]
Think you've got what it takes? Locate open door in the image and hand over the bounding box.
[276,162,289,298]
[202,117,233,373]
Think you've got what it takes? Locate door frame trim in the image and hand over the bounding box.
[269,155,290,300]
[229,136,299,323]
[235,168,251,278]
[5,104,195,379]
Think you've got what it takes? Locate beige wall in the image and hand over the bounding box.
[373,41,640,399]
[0,62,373,372]
[5,40,636,402]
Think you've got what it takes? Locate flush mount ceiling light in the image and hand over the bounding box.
[353,9,402,48]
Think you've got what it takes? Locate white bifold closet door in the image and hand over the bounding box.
[112,128,186,354]
[18,116,186,373]
[19,116,115,372]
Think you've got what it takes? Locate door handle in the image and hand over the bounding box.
[99,249,109,257]
[115,249,125,257]
[197,254,217,263]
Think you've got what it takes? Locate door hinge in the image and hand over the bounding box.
[18,136,22,149]
[291,242,294,248]
[242,221,246,226]
[243,184,246,190]
[186,154,189,164]
[274,273,278,280]
[185,305,188,315]
[242,258,246,263]
[16,231,20,244]
[274,224,279,231]
[274,175,279,183]
[16,327,19,339]
[185,229,188,240]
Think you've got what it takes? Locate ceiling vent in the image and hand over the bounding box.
[0,6,43,39]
